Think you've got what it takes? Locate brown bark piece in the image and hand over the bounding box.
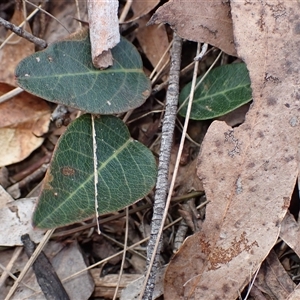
[149,0,237,56]
[164,1,300,299]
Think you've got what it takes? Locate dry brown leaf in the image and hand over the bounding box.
[254,250,295,299]
[128,254,146,274]
[0,185,13,209]
[168,146,204,196]
[43,1,88,44]
[217,103,251,127]
[287,285,300,300]
[92,234,122,265]
[136,15,169,68]
[0,83,50,167]
[0,7,35,86]
[123,0,160,23]
[280,211,300,258]
[92,272,142,299]
[164,1,300,299]
[120,266,166,300]
[0,197,46,246]
[149,0,237,56]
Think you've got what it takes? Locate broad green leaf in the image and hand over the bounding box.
[15,29,151,114]
[178,63,252,120]
[33,115,157,228]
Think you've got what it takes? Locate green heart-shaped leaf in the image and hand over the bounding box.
[33,115,157,228]
[178,63,252,120]
[15,30,151,114]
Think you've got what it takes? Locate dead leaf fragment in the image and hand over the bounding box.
[254,250,295,299]
[136,15,170,68]
[0,197,46,246]
[0,184,13,209]
[0,7,35,86]
[123,0,160,23]
[280,211,300,258]
[0,83,51,167]
[164,1,300,299]
[43,1,88,44]
[91,272,141,299]
[287,284,300,300]
[121,266,166,300]
[149,0,237,56]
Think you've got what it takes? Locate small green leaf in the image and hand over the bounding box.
[33,115,157,229]
[15,29,151,114]
[178,63,252,120]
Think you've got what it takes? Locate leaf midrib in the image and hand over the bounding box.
[189,82,251,105]
[21,68,144,81]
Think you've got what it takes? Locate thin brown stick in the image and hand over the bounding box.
[141,33,183,300]
[0,16,47,48]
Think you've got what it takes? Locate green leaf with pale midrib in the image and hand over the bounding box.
[33,115,157,229]
[178,63,252,120]
[15,29,151,114]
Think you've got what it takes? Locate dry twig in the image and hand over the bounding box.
[0,16,47,48]
[141,33,183,300]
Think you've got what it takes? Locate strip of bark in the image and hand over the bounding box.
[87,0,120,69]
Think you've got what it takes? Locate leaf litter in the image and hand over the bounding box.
[0,83,50,167]
[254,250,295,299]
[2,0,300,299]
[149,0,237,56]
[164,1,300,299]
[0,5,35,86]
